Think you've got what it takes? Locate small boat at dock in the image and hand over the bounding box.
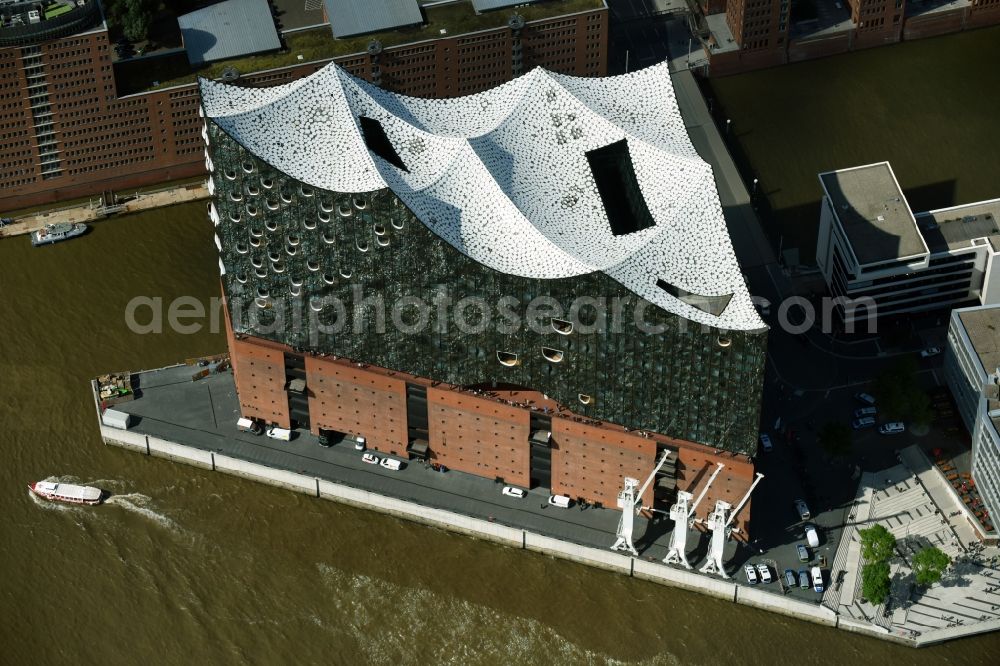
[31,222,87,246]
[29,480,104,505]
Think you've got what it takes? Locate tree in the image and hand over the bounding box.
[121,0,157,42]
[859,524,896,564]
[861,560,891,605]
[873,357,933,427]
[912,546,951,586]
[819,421,851,458]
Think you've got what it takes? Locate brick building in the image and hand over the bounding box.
[200,61,767,532]
[0,0,608,212]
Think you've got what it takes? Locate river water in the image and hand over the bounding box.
[5,45,1000,665]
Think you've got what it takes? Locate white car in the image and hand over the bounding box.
[794,499,811,520]
[744,564,759,584]
[354,436,366,451]
[854,392,876,405]
[759,432,773,452]
[879,422,905,435]
[361,452,380,465]
[502,486,526,498]
[805,524,820,548]
[756,564,772,584]
[920,347,942,358]
[379,457,402,471]
[548,494,572,508]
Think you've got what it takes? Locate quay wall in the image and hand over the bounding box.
[105,422,985,648]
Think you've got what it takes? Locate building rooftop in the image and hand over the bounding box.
[114,0,605,94]
[819,162,927,266]
[177,0,281,66]
[201,61,763,331]
[324,0,423,39]
[916,199,1000,254]
[471,0,543,11]
[957,305,1000,380]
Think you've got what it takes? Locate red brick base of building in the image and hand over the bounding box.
[225,315,757,536]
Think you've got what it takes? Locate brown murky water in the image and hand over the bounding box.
[6,39,1000,661]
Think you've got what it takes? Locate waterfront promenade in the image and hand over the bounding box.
[0,182,208,239]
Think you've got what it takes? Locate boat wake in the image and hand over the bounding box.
[104,492,181,532]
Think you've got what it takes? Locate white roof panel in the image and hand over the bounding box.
[200,63,764,331]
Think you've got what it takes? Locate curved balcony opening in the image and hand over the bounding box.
[373,223,386,236]
[268,250,281,262]
[309,296,324,312]
[290,276,304,287]
[257,286,270,299]
[236,242,249,255]
[261,178,274,189]
[229,190,243,202]
[717,335,732,348]
[229,211,242,224]
[249,226,263,238]
[322,273,335,285]
[391,218,405,230]
[254,297,269,309]
[272,261,285,274]
[286,245,298,256]
[236,273,248,284]
[320,200,334,213]
[266,199,279,211]
[245,204,258,217]
[223,169,237,181]
[578,393,592,405]
[251,257,264,269]
[497,351,519,367]
[353,197,367,210]
[338,204,352,217]
[318,211,331,223]
[356,239,369,253]
[541,347,564,363]
[280,191,293,204]
[303,218,317,230]
[307,259,320,272]
[249,236,262,248]
[322,232,336,245]
[287,234,301,247]
[241,161,254,174]
[376,236,389,247]
[246,185,259,197]
[550,318,573,335]
[340,268,352,279]
[300,185,314,198]
[290,284,301,297]
[254,266,267,278]
[264,219,278,232]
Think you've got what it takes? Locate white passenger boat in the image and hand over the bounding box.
[29,480,104,505]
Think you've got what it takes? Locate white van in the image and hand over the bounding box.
[811,566,824,593]
[266,426,291,441]
[379,457,402,471]
[237,417,262,435]
[548,494,572,508]
[805,524,820,548]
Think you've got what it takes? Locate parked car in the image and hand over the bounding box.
[237,417,262,436]
[794,498,811,520]
[852,416,876,430]
[805,524,820,548]
[920,347,942,358]
[853,407,877,419]
[811,566,825,593]
[784,569,797,587]
[759,432,773,452]
[502,486,526,498]
[756,563,772,584]
[799,569,810,589]
[854,392,876,405]
[353,436,366,451]
[879,422,906,435]
[361,452,380,465]
[797,544,810,562]
[548,494,572,508]
[379,457,402,471]
[744,564,759,585]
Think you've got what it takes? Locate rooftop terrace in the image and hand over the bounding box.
[957,304,1000,378]
[114,0,605,94]
[917,199,1000,254]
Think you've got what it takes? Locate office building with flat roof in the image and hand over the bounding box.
[199,61,767,529]
[1,0,608,212]
[944,304,1000,538]
[816,161,1000,327]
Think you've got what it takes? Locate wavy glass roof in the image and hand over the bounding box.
[200,62,764,331]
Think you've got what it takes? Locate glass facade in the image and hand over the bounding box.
[208,123,768,454]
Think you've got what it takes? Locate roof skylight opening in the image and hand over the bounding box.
[358,116,409,172]
[585,138,655,236]
[656,278,733,317]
